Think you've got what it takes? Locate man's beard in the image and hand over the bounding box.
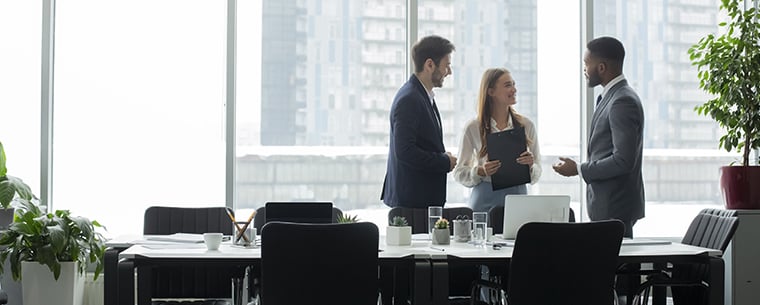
[586,71,601,87]
[431,69,444,87]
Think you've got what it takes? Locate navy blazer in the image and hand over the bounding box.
[581,80,645,222]
[382,75,451,208]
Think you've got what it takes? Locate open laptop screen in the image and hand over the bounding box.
[502,195,571,239]
[265,201,333,225]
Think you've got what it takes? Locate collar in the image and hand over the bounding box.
[601,74,625,99]
[489,115,513,132]
[413,74,435,105]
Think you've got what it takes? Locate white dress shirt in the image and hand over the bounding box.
[454,115,542,187]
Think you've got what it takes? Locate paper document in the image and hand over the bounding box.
[144,233,205,243]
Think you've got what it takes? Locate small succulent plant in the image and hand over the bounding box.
[434,218,449,229]
[389,216,409,227]
[336,213,359,223]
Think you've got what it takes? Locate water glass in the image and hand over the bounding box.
[472,212,488,246]
[428,206,443,238]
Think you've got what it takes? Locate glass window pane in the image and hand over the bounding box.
[237,0,407,226]
[418,1,582,213]
[594,0,737,237]
[0,1,41,192]
[54,0,226,236]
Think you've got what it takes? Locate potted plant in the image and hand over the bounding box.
[0,141,35,226]
[386,216,412,246]
[688,0,760,209]
[336,213,360,223]
[431,218,450,245]
[0,199,106,305]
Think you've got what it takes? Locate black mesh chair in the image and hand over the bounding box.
[631,208,739,305]
[142,206,237,305]
[251,202,342,232]
[471,220,625,305]
[260,222,379,305]
[487,206,576,235]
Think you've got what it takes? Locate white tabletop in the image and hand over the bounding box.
[118,234,720,261]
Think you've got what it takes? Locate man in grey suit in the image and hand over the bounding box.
[553,36,645,237]
[554,36,645,305]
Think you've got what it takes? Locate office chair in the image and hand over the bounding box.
[470,220,625,305]
[630,208,738,305]
[260,222,379,305]
[251,202,342,232]
[487,206,576,234]
[142,206,238,305]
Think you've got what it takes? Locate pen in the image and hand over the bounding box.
[429,246,445,252]
[235,210,257,243]
[226,208,251,243]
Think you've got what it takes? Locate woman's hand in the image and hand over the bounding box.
[478,160,502,176]
[516,151,534,165]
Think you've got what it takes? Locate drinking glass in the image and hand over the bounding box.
[428,206,443,239]
[472,212,488,246]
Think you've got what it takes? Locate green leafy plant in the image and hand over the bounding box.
[0,199,107,281]
[0,142,34,209]
[336,213,359,223]
[434,218,449,229]
[389,216,409,227]
[689,0,760,166]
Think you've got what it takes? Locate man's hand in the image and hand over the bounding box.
[552,157,579,177]
[477,160,502,176]
[446,152,458,171]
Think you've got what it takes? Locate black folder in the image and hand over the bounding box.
[485,127,531,191]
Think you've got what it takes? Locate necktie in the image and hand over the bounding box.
[432,100,442,129]
[596,95,602,106]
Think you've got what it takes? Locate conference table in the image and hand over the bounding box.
[111,235,724,305]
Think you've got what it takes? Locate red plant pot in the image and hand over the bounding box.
[720,166,760,209]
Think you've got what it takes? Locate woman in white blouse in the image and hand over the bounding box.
[454,68,542,212]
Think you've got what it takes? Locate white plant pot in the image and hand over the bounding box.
[21,261,85,305]
[386,226,412,246]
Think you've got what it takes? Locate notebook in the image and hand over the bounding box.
[502,195,571,239]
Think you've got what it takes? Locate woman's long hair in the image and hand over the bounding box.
[476,68,532,158]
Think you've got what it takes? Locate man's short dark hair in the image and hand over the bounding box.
[411,35,455,73]
[587,36,625,65]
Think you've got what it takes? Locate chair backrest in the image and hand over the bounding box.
[488,206,575,234]
[252,204,343,231]
[681,208,738,252]
[507,220,624,305]
[261,222,379,305]
[142,206,234,299]
[143,206,233,235]
[671,208,739,304]
[387,206,473,234]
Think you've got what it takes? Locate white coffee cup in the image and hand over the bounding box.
[203,232,223,250]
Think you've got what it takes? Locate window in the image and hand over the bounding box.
[417,0,582,215]
[236,0,406,226]
[0,1,41,192]
[594,0,736,237]
[53,0,226,237]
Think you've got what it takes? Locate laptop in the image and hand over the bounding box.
[502,195,571,239]
[265,201,334,225]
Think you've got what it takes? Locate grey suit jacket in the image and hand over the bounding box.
[581,80,645,221]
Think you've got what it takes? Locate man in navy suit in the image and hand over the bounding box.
[382,35,458,208]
